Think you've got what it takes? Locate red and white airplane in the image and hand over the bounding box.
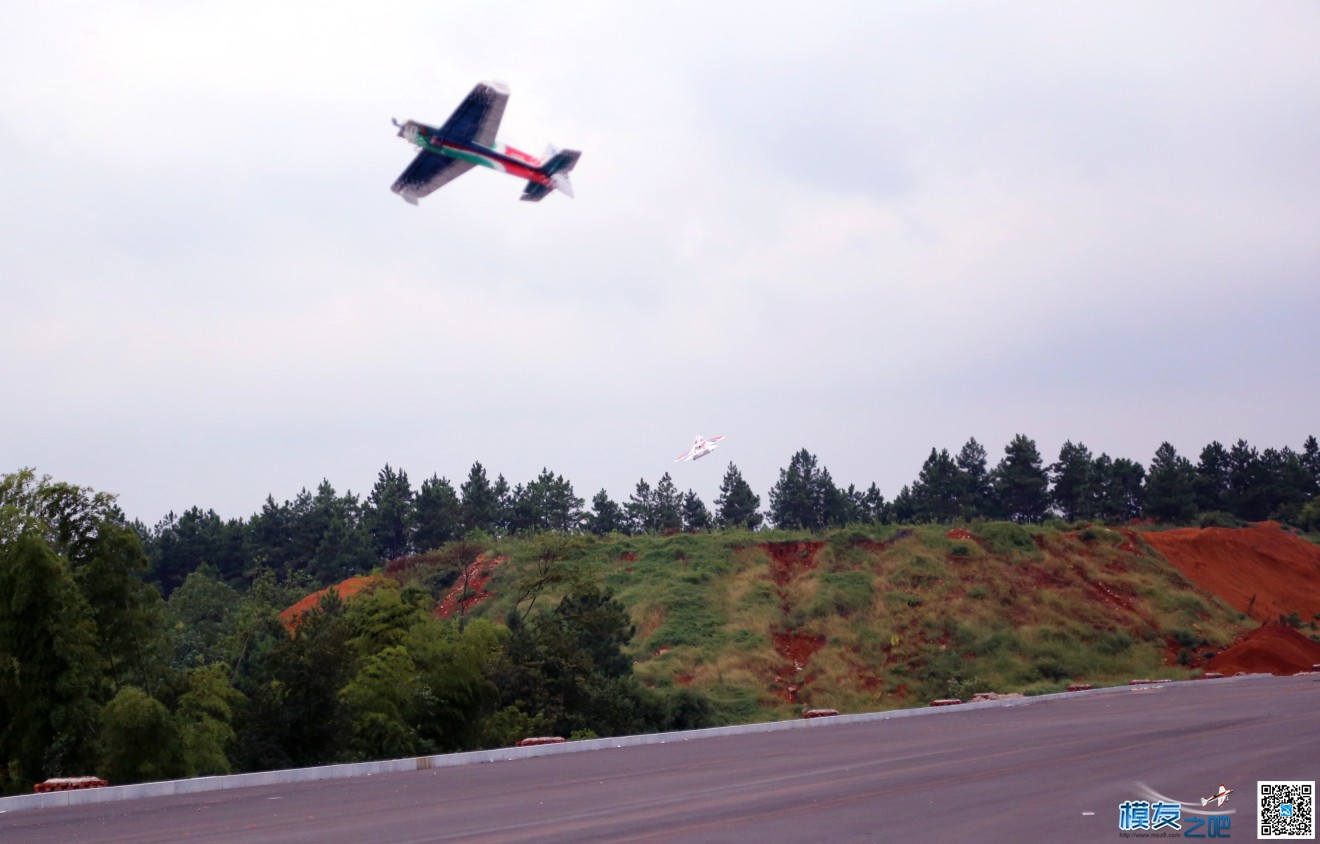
[675,434,725,463]
[1200,785,1233,808]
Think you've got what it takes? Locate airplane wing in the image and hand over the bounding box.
[705,435,726,443]
[438,81,509,145]
[675,447,695,462]
[391,151,475,204]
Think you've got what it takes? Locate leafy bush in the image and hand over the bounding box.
[979,522,1036,555]
[1197,511,1243,529]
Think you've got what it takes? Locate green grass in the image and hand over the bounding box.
[393,522,1253,723]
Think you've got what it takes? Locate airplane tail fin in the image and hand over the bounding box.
[520,147,580,202]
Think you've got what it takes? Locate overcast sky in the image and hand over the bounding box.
[3,1,1319,524]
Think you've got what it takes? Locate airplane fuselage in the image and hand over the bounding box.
[401,122,553,189]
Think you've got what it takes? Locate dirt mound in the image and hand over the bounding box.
[1141,523,1320,622]
[280,574,386,631]
[1204,624,1320,676]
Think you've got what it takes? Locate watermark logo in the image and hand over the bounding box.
[1120,783,1233,838]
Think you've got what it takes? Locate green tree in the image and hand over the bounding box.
[99,687,186,784]
[955,438,995,520]
[414,475,462,551]
[681,490,712,532]
[0,531,104,792]
[234,598,356,771]
[715,463,763,530]
[910,448,961,523]
[247,495,294,580]
[176,664,244,776]
[164,567,240,670]
[77,522,169,696]
[652,473,683,533]
[460,462,500,535]
[625,478,656,533]
[1092,455,1145,522]
[890,484,916,523]
[1227,440,1267,521]
[148,506,248,593]
[365,465,414,561]
[309,514,374,584]
[1144,442,1198,523]
[1301,435,1320,497]
[992,435,1050,523]
[768,449,838,530]
[586,489,628,535]
[1194,441,1233,514]
[1049,440,1095,521]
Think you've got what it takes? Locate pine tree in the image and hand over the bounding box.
[365,464,414,560]
[1092,454,1145,522]
[1049,441,1095,521]
[1194,441,1232,514]
[586,489,628,535]
[992,435,1050,523]
[681,490,713,532]
[1301,435,1320,497]
[955,438,994,520]
[1144,442,1197,523]
[768,449,837,530]
[414,475,461,551]
[653,473,683,533]
[459,462,500,535]
[625,479,656,534]
[911,448,961,523]
[715,463,763,530]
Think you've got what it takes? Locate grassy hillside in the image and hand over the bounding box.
[411,522,1250,726]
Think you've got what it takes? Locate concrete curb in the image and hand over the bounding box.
[0,672,1258,815]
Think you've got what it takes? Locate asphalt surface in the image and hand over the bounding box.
[3,674,1316,843]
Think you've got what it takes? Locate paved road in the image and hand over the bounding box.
[3,674,1316,843]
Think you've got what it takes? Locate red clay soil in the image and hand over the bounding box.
[945,528,974,540]
[1204,624,1320,676]
[434,554,506,620]
[771,629,825,704]
[760,541,824,585]
[1141,523,1320,623]
[280,574,387,631]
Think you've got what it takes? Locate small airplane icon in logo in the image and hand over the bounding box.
[1200,784,1234,808]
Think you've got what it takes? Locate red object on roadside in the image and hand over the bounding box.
[34,776,108,793]
[516,737,566,747]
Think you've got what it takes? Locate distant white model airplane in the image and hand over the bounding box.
[675,434,725,462]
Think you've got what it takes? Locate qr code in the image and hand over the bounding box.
[1259,781,1315,839]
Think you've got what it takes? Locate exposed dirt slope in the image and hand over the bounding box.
[1140,522,1320,623]
[434,554,505,620]
[279,574,387,631]
[1205,624,1320,676]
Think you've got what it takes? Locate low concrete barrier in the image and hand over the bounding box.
[0,672,1262,815]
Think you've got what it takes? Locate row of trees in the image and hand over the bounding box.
[0,470,711,795]
[142,435,1320,597]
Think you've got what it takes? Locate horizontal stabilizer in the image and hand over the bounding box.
[520,181,551,202]
[543,149,580,175]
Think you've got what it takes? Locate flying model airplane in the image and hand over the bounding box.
[390,81,580,204]
[1200,785,1233,808]
[675,434,725,463]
